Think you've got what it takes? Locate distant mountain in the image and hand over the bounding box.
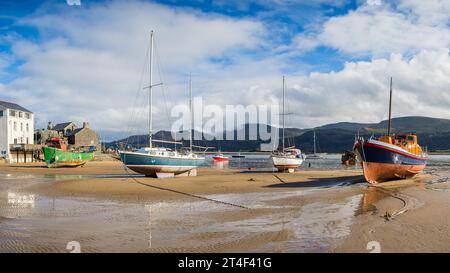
[319,116,450,134]
[104,116,450,153]
[319,122,373,131]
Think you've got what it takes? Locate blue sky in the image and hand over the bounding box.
[0,0,362,81]
[0,0,449,140]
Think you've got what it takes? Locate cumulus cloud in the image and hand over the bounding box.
[295,0,450,56]
[287,49,450,128]
[1,0,266,139]
[0,0,449,140]
[397,0,450,26]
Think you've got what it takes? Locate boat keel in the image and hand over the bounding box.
[153,169,198,179]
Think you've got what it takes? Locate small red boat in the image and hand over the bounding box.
[213,154,229,162]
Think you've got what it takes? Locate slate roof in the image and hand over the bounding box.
[68,128,85,136]
[53,122,76,131]
[0,100,32,113]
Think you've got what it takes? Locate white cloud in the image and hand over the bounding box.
[1,0,266,138]
[287,49,450,128]
[294,0,450,56]
[0,0,449,141]
[397,0,450,26]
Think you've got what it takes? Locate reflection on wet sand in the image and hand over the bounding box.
[358,187,390,215]
[0,166,367,252]
[212,161,229,170]
[0,192,36,219]
[1,155,447,253]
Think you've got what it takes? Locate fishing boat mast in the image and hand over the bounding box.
[282,76,285,152]
[387,77,393,137]
[148,30,154,149]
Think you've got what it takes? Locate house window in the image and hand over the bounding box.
[25,113,30,119]
[26,137,29,144]
[10,110,16,117]
[19,112,23,118]
[20,123,23,132]
[14,138,17,144]
[26,123,29,132]
[0,110,3,117]
[13,122,17,131]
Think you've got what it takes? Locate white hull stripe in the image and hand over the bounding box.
[367,139,427,158]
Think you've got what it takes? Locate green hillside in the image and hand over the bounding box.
[105,116,450,153]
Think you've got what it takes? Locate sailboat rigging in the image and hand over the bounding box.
[119,31,205,178]
[271,76,305,173]
[307,130,326,159]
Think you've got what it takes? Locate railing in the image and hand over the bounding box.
[9,144,43,151]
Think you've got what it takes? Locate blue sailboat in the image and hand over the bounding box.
[119,31,205,178]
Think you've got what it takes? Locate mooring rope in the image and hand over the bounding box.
[369,185,408,220]
[273,174,287,184]
[122,165,249,209]
[134,179,249,209]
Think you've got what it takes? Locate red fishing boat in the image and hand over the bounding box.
[353,78,428,184]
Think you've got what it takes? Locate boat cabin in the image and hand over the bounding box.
[379,134,424,156]
[46,138,67,151]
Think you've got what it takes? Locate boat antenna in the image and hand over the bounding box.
[189,72,193,153]
[387,77,393,137]
[282,76,285,152]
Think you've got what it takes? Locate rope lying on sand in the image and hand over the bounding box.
[369,185,420,220]
[123,166,249,209]
[134,180,250,210]
[273,174,287,184]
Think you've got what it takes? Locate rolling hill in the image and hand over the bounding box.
[104,116,450,153]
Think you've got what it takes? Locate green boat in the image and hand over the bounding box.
[42,138,95,168]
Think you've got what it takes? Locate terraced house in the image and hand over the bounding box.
[0,100,34,162]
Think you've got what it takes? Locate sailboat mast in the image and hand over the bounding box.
[148,30,154,148]
[282,76,285,151]
[189,73,193,153]
[313,130,316,154]
[387,77,393,137]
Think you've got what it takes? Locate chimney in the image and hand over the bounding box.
[83,122,90,129]
[47,121,53,130]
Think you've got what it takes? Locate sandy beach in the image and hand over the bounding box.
[1,160,449,252]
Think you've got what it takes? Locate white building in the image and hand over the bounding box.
[0,101,34,162]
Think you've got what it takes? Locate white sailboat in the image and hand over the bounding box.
[119,31,205,178]
[307,130,326,159]
[271,76,305,173]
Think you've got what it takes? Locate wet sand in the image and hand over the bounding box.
[334,178,450,252]
[1,161,449,252]
[21,162,363,202]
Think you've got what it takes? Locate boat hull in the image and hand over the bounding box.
[42,147,94,168]
[354,140,427,184]
[272,156,303,172]
[213,156,229,162]
[307,154,324,159]
[119,151,204,177]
